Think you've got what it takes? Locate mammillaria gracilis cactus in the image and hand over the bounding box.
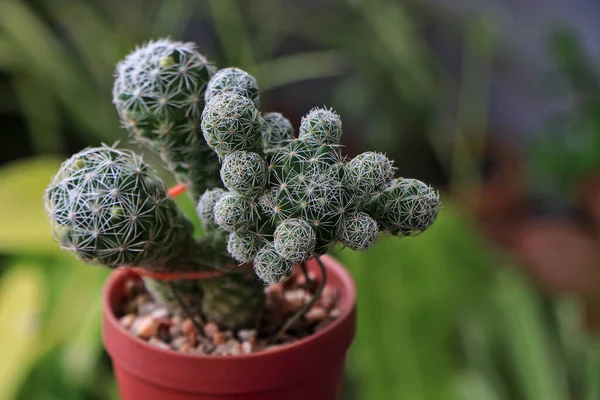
[199,88,440,284]
[44,37,440,339]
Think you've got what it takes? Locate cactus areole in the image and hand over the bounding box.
[44,38,439,398]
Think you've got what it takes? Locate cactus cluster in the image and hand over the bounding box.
[45,37,440,334]
[198,68,440,284]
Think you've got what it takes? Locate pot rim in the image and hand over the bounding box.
[102,254,356,361]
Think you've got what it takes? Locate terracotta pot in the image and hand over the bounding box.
[102,255,357,400]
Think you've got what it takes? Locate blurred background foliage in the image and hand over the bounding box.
[2,0,600,399]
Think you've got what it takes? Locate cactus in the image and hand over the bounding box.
[200,92,440,283]
[44,145,192,269]
[205,67,260,108]
[46,39,440,340]
[113,39,220,201]
[261,112,294,151]
[201,92,263,159]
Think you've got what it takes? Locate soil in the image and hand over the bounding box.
[115,271,341,356]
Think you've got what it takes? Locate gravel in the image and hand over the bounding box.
[117,271,341,356]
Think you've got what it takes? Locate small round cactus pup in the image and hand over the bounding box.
[44,145,191,268]
[196,188,225,228]
[201,92,262,159]
[254,243,294,284]
[373,178,440,236]
[345,151,395,195]
[273,218,317,263]
[339,212,379,251]
[227,231,263,263]
[261,112,294,151]
[213,192,254,232]
[299,107,343,145]
[205,67,261,108]
[220,151,268,196]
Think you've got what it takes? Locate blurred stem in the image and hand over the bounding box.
[252,50,345,91]
[13,75,64,155]
[587,339,600,400]
[207,0,255,66]
[269,257,326,344]
[450,16,494,195]
[300,261,313,286]
[151,0,188,38]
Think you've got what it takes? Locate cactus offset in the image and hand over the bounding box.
[200,88,440,283]
[113,39,220,201]
[205,67,260,108]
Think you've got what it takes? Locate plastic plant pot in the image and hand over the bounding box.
[102,255,356,400]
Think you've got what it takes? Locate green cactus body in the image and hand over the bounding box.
[199,99,440,284]
[201,92,263,159]
[261,112,295,151]
[368,178,440,236]
[113,39,220,201]
[205,67,260,108]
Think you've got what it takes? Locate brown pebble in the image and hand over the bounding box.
[213,331,225,345]
[124,279,137,297]
[305,306,327,323]
[188,331,198,347]
[182,319,197,335]
[119,314,136,330]
[283,289,306,313]
[204,322,219,339]
[135,316,158,339]
[242,341,253,355]
[294,273,307,287]
[179,343,192,353]
[149,337,170,350]
[227,340,243,356]
[318,285,339,310]
[265,283,284,296]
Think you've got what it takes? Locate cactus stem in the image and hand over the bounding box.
[300,261,313,286]
[167,281,205,332]
[269,256,327,344]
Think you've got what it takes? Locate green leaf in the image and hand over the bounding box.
[0,266,44,400]
[492,266,569,400]
[0,157,62,254]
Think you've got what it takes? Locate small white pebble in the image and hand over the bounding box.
[329,308,341,319]
[237,329,257,343]
[241,341,253,355]
[150,308,168,319]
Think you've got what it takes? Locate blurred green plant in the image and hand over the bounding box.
[529,28,600,205]
[335,202,600,400]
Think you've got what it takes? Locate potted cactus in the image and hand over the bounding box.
[43,39,440,400]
